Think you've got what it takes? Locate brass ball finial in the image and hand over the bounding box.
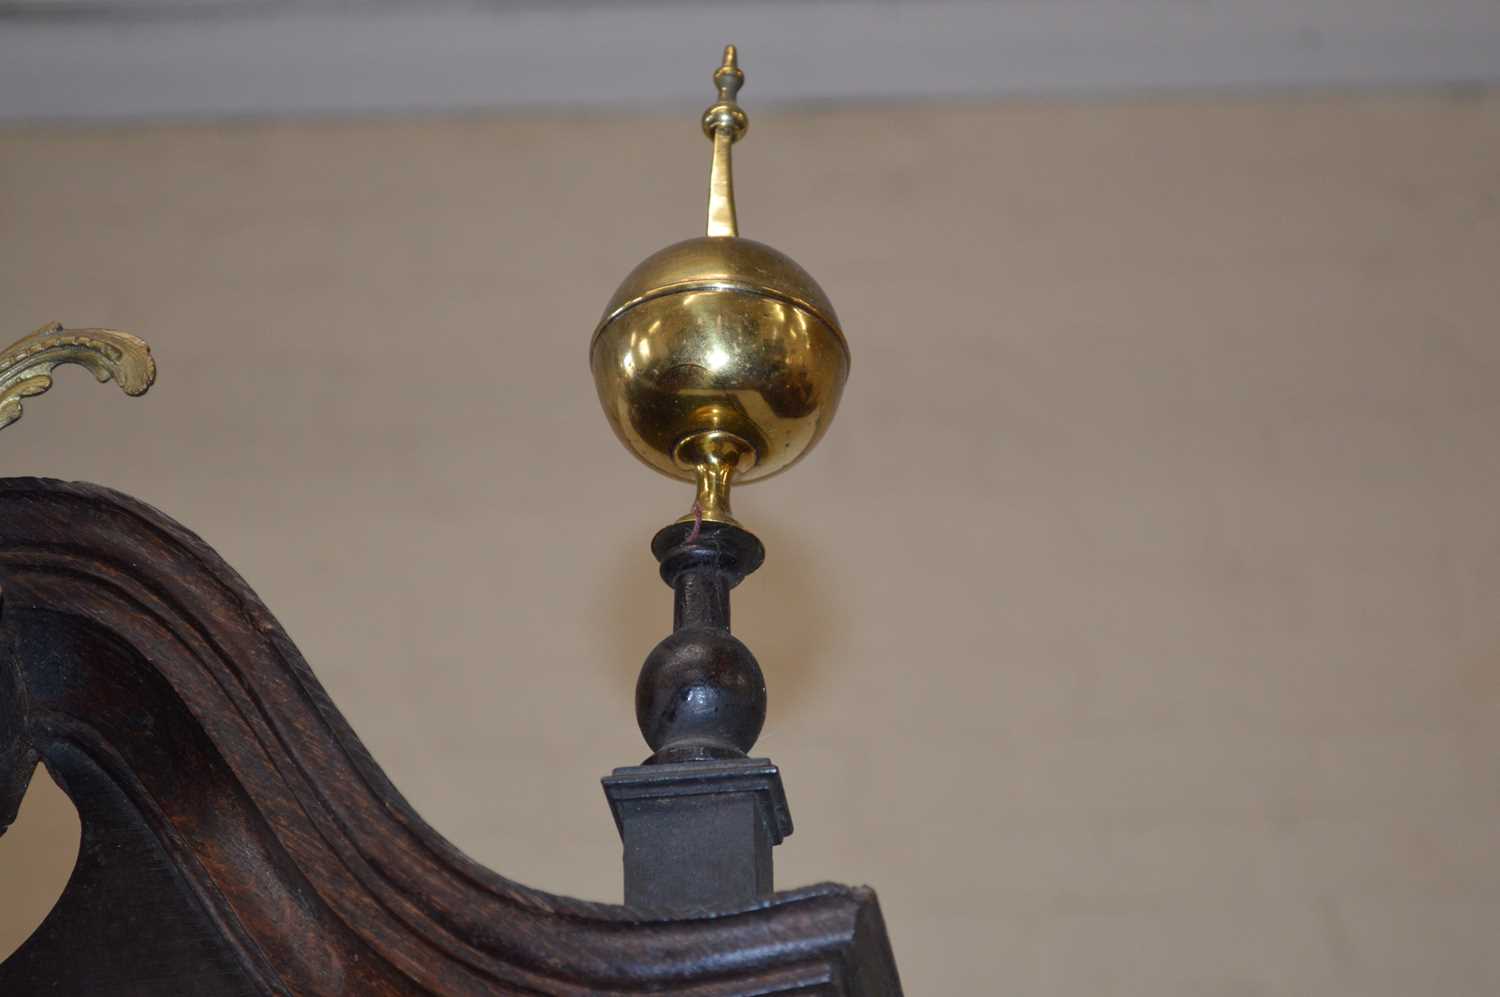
[590,47,850,528]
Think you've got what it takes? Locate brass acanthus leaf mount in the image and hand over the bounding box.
[0,322,157,432]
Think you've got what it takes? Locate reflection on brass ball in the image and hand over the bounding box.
[589,236,850,523]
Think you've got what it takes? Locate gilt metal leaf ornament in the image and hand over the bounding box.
[0,322,156,432]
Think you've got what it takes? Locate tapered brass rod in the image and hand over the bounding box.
[707,128,738,237]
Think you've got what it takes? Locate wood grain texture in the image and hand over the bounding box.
[0,477,900,995]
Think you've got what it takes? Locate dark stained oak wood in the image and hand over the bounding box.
[0,478,901,995]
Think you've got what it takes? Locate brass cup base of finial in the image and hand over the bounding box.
[673,430,756,527]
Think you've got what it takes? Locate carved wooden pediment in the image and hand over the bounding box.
[0,478,900,995]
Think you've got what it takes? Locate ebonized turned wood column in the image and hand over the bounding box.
[602,520,793,912]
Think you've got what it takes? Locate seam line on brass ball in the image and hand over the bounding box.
[589,281,848,358]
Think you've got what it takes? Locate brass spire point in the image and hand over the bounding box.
[703,45,748,238]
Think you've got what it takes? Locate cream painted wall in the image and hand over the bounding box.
[1,92,1498,994]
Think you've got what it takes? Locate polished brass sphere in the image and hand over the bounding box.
[590,236,849,523]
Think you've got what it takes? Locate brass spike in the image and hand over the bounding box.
[702,45,748,238]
